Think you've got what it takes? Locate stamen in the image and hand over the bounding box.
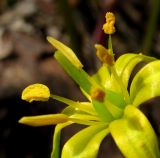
[103,12,115,35]
[95,44,114,66]
[21,83,50,103]
[90,87,105,102]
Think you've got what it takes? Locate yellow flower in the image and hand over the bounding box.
[21,83,50,103]
[18,11,160,158]
[103,12,115,34]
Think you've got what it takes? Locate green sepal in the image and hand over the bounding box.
[130,60,160,106]
[92,100,114,122]
[54,51,92,93]
[105,89,126,109]
[109,105,160,158]
[103,89,126,119]
[51,122,73,158]
[92,89,125,120]
[61,124,109,158]
[103,100,123,119]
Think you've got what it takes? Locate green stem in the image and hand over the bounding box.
[56,0,86,65]
[108,35,113,53]
[111,67,131,104]
[142,0,160,54]
[108,35,131,104]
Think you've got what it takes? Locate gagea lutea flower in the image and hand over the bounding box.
[19,12,160,158]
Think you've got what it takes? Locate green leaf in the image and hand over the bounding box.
[109,105,160,158]
[54,51,93,94]
[115,53,155,89]
[51,122,73,158]
[61,124,109,158]
[130,60,160,106]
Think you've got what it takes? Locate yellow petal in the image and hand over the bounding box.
[47,36,83,69]
[21,83,50,103]
[68,114,101,125]
[109,105,160,158]
[19,114,68,126]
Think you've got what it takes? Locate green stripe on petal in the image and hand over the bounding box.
[130,60,160,105]
[109,105,160,158]
[61,124,109,158]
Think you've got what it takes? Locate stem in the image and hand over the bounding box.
[108,35,131,104]
[142,0,160,54]
[56,0,87,66]
[111,67,131,104]
[108,35,113,52]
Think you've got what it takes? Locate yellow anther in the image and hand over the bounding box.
[105,12,115,23]
[90,87,105,102]
[21,83,50,103]
[95,44,114,66]
[103,12,115,34]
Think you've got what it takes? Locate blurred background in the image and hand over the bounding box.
[0,0,160,157]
